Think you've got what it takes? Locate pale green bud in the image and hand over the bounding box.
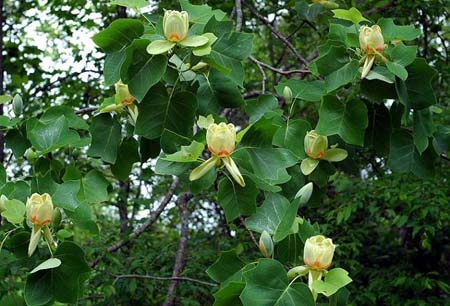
[283,86,293,105]
[304,130,328,159]
[0,195,8,212]
[259,230,274,258]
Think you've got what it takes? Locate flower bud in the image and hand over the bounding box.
[303,235,335,271]
[259,230,274,258]
[359,25,384,55]
[115,81,135,106]
[13,94,23,116]
[206,122,236,157]
[51,208,62,228]
[283,86,293,105]
[0,195,8,212]
[163,10,189,42]
[26,193,54,227]
[304,130,328,159]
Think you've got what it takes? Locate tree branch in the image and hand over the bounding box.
[113,274,217,287]
[249,56,310,76]
[90,178,179,267]
[235,0,243,31]
[163,192,193,306]
[242,0,308,66]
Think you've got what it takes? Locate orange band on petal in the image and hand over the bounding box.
[123,97,135,106]
[169,33,181,42]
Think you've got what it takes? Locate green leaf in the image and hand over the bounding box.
[245,193,303,242]
[388,129,434,176]
[276,80,325,102]
[163,141,205,162]
[155,157,191,176]
[110,0,148,9]
[213,282,244,306]
[413,108,435,154]
[5,128,31,158]
[241,259,315,306]
[325,60,359,92]
[52,180,81,211]
[0,181,30,203]
[197,71,244,113]
[87,114,122,164]
[395,58,437,110]
[312,268,352,297]
[365,103,391,154]
[275,233,303,266]
[30,258,62,274]
[24,242,91,306]
[316,96,368,146]
[331,7,369,24]
[273,119,311,159]
[233,148,298,186]
[0,95,12,104]
[111,137,140,181]
[365,66,395,84]
[245,95,280,124]
[377,18,421,42]
[93,19,144,53]
[206,250,245,283]
[146,39,175,55]
[121,39,168,101]
[217,177,258,222]
[386,61,408,80]
[309,45,349,76]
[81,170,110,203]
[104,50,126,86]
[387,43,417,66]
[206,32,253,86]
[295,1,323,22]
[1,199,26,225]
[27,116,80,153]
[180,0,213,24]
[136,88,196,151]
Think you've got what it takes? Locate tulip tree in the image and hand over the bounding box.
[0,1,448,305]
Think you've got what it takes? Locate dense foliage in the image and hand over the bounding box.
[0,0,448,305]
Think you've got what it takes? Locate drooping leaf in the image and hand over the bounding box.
[217,177,258,222]
[87,114,122,164]
[377,18,421,42]
[316,96,368,146]
[93,19,144,53]
[331,7,369,25]
[241,259,315,306]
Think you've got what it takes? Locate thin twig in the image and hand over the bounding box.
[249,56,309,75]
[113,274,217,287]
[239,216,258,248]
[90,178,179,267]
[235,0,243,31]
[75,106,97,115]
[441,154,450,162]
[162,192,193,306]
[250,56,267,93]
[242,0,308,66]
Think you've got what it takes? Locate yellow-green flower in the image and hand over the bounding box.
[147,10,211,55]
[359,25,385,79]
[301,131,348,175]
[99,81,139,124]
[26,193,56,257]
[163,10,189,42]
[303,235,335,271]
[190,122,245,187]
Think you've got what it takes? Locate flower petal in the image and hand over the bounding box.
[179,35,209,47]
[189,156,217,181]
[222,156,245,187]
[146,40,176,55]
[300,158,320,176]
[322,148,348,162]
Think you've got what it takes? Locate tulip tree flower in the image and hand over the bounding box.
[99,81,139,124]
[26,193,57,257]
[359,25,386,79]
[304,235,336,300]
[190,122,245,187]
[147,10,211,55]
[301,130,348,176]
